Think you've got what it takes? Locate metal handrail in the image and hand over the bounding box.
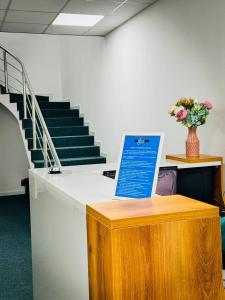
[0,57,22,73]
[0,43,62,173]
[0,77,21,93]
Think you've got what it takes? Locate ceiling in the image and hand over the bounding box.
[0,0,157,36]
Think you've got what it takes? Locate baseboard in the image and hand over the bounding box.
[0,188,25,197]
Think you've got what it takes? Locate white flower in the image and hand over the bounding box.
[194,99,199,104]
[168,105,176,114]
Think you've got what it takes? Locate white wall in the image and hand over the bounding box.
[64,0,225,162]
[0,32,63,99]
[59,36,104,110]
[0,104,29,195]
[0,33,104,194]
[0,0,225,193]
[0,33,64,194]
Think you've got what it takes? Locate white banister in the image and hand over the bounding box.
[3,51,8,93]
[23,73,27,119]
[32,96,36,150]
[43,133,48,168]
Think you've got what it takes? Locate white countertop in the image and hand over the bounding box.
[29,159,222,211]
[30,163,117,209]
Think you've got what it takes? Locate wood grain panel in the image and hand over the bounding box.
[87,195,218,229]
[111,217,224,300]
[87,214,113,300]
[87,214,224,300]
[166,154,223,163]
[87,196,224,300]
[214,164,225,207]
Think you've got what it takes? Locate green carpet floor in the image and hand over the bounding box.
[0,194,33,300]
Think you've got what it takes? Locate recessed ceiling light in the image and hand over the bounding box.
[53,13,104,27]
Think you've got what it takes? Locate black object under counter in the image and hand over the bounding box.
[103,166,217,205]
[177,166,215,205]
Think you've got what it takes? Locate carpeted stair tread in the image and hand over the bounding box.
[27,135,94,149]
[31,145,100,160]
[33,156,106,168]
[17,101,70,110]
[32,109,79,118]
[1,83,106,167]
[9,93,49,103]
[25,126,89,138]
[0,84,6,93]
[22,117,84,128]
[19,108,79,119]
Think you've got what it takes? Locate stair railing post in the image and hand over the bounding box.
[32,97,37,150]
[22,72,27,119]
[43,133,48,168]
[3,51,9,93]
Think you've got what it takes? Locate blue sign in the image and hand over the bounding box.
[115,134,163,199]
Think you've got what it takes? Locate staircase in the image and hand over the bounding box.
[0,84,106,168]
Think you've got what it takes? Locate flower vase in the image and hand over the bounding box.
[186,127,200,157]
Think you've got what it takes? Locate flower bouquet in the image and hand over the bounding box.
[169,98,213,157]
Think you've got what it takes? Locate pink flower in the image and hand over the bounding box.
[176,109,187,120]
[203,100,213,110]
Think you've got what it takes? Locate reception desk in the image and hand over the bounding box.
[29,159,224,300]
[87,196,224,300]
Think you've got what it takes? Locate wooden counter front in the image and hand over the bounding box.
[87,195,224,300]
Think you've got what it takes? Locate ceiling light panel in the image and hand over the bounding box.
[53,13,104,27]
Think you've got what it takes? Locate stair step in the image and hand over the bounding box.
[31,145,100,160]
[19,108,79,119]
[33,156,106,168]
[9,93,49,103]
[4,89,105,167]
[25,109,79,119]
[22,117,84,129]
[25,126,89,138]
[1,86,106,167]
[17,101,70,110]
[0,85,6,94]
[27,135,94,149]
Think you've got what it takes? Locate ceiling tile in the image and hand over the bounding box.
[112,2,149,17]
[0,0,10,10]
[84,26,113,36]
[97,15,128,27]
[2,22,47,33]
[128,0,157,4]
[63,0,119,15]
[10,0,68,12]
[104,0,124,2]
[6,10,57,24]
[46,24,89,35]
[0,10,6,21]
